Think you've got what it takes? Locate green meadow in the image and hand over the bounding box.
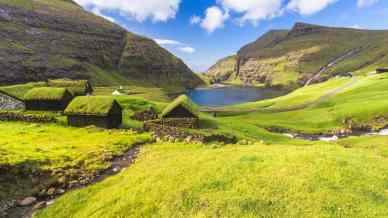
[0,122,151,201]
[34,142,388,218]
[2,73,388,218]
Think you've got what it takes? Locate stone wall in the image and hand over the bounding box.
[131,108,158,121]
[160,118,199,129]
[144,121,237,144]
[0,111,56,123]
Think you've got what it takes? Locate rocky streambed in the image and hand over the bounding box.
[279,128,388,142]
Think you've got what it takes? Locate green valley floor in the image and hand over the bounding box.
[1,73,388,218]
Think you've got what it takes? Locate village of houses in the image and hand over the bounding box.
[0,79,205,143]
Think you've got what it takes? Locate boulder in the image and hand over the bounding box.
[18,197,37,206]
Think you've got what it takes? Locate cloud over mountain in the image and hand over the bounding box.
[74,0,181,22]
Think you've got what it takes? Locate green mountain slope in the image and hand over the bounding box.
[0,0,203,89]
[206,23,388,88]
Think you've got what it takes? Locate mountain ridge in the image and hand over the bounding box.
[0,0,203,89]
[206,22,388,88]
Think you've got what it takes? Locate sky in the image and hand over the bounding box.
[73,0,388,72]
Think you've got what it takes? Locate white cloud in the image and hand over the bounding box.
[154,38,183,45]
[154,38,196,54]
[194,0,346,31]
[200,6,229,33]
[219,0,284,25]
[190,15,201,25]
[357,0,379,8]
[178,46,196,53]
[90,7,116,23]
[287,0,338,15]
[350,24,362,29]
[74,0,181,22]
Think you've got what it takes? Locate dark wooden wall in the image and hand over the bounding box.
[68,115,122,129]
[164,106,197,119]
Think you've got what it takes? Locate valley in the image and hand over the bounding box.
[1,71,388,217]
[1,0,388,217]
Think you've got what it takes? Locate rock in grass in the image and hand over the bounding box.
[46,188,56,196]
[32,201,46,210]
[18,197,37,206]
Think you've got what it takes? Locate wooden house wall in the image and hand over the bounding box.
[25,91,73,111]
[163,105,197,119]
[68,115,122,129]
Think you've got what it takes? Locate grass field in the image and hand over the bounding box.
[213,74,388,135]
[0,122,151,201]
[34,142,388,218]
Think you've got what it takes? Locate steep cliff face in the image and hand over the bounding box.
[206,23,388,88]
[120,34,202,88]
[206,55,238,83]
[0,0,203,89]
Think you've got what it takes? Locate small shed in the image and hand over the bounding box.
[24,87,73,111]
[48,79,93,96]
[376,68,388,74]
[64,96,122,129]
[160,95,199,128]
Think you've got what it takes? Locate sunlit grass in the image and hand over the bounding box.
[0,122,151,200]
[35,142,388,218]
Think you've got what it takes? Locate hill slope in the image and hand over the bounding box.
[0,0,203,89]
[206,23,388,88]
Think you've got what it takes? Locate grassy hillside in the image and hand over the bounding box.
[206,23,388,88]
[0,122,151,201]
[34,142,388,218]
[208,73,388,137]
[0,0,203,90]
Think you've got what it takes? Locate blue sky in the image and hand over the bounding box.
[74,0,388,72]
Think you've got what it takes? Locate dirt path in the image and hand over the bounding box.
[3,145,143,218]
[304,48,361,86]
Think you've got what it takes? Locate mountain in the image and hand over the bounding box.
[205,23,388,88]
[0,0,203,89]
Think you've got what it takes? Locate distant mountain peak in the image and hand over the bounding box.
[288,22,326,37]
[206,22,388,89]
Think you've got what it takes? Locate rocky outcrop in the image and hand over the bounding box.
[206,55,238,83]
[0,0,203,89]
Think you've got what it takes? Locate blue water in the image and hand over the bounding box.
[187,85,287,107]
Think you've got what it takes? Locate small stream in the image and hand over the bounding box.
[282,128,388,141]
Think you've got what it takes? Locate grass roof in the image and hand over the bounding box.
[65,96,120,116]
[0,82,47,100]
[48,79,89,87]
[161,95,199,118]
[48,79,92,96]
[24,87,70,101]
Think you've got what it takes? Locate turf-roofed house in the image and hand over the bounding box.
[24,87,73,111]
[48,79,93,96]
[65,96,123,129]
[160,95,200,128]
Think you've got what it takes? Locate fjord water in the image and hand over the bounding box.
[187,85,287,107]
